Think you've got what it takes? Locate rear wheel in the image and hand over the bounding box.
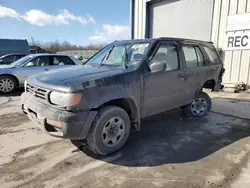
[0,76,17,93]
[182,91,211,117]
[86,105,131,155]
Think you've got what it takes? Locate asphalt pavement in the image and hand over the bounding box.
[0,91,250,188]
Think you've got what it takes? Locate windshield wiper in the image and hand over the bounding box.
[122,47,128,69]
[100,45,115,65]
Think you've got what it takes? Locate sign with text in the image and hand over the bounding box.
[225,33,250,50]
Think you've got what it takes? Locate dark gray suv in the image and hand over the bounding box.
[21,38,224,155]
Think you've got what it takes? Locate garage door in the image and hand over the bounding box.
[148,0,214,41]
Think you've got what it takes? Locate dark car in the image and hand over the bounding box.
[0,53,26,65]
[21,38,224,155]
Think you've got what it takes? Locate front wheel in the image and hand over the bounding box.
[182,91,212,117]
[86,105,131,155]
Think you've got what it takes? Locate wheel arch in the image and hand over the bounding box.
[193,79,216,98]
[95,98,140,130]
[202,79,216,90]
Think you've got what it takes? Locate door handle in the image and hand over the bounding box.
[178,73,185,80]
[186,72,196,76]
[45,69,49,71]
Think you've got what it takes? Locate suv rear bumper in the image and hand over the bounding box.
[21,92,97,139]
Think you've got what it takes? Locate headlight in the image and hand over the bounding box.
[49,92,82,106]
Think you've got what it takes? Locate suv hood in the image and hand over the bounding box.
[28,64,126,91]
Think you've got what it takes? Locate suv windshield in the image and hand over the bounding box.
[86,42,150,68]
[10,55,34,67]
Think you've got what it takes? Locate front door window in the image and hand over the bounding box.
[28,56,50,66]
[150,44,179,71]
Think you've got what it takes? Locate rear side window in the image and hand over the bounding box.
[4,55,15,62]
[64,57,75,65]
[182,46,198,68]
[52,56,75,65]
[203,46,220,64]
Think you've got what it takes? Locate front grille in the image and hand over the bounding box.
[26,83,48,100]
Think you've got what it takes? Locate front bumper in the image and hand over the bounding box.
[21,92,97,139]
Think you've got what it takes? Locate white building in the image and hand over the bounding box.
[131,0,250,88]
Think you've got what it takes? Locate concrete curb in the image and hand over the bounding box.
[0,97,9,106]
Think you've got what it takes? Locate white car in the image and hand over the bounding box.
[0,54,82,93]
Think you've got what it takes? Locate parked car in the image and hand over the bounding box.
[0,53,26,65]
[0,54,82,93]
[21,38,224,155]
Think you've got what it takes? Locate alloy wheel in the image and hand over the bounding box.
[0,78,15,93]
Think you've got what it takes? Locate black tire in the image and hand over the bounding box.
[86,105,131,155]
[0,75,17,93]
[182,91,212,117]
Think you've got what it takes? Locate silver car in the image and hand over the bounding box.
[0,54,82,93]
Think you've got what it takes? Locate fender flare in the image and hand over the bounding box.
[89,95,141,130]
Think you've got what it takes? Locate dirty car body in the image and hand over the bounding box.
[21,38,224,154]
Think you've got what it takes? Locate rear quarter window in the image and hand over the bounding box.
[203,46,220,64]
[182,46,199,68]
[52,56,75,65]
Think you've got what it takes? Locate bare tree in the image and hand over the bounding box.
[28,38,105,53]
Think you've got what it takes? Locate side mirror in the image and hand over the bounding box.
[26,61,35,67]
[149,61,166,73]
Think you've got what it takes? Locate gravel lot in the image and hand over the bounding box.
[1,90,250,188]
